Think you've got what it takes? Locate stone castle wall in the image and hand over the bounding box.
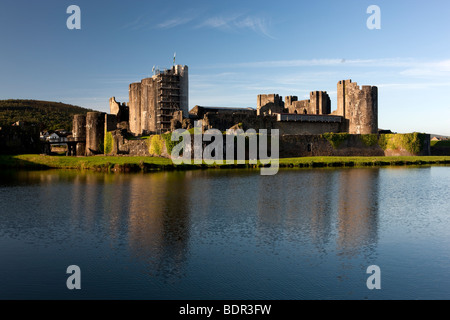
[257,94,284,115]
[200,113,343,135]
[285,97,310,114]
[108,130,151,156]
[279,135,384,157]
[114,132,430,158]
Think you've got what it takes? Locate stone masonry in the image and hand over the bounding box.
[285,91,331,115]
[128,65,188,135]
[334,80,378,134]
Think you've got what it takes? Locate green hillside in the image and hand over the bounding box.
[0,99,96,132]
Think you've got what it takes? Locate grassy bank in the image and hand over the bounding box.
[278,156,450,168]
[1,154,450,172]
[0,154,172,171]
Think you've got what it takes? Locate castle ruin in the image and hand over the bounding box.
[69,64,404,157]
[256,80,378,135]
[127,65,188,135]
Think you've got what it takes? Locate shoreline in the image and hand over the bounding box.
[1,154,450,172]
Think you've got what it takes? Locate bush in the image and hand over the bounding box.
[149,135,164,156]
[378,133,426,154]
[360,134,378,147]
[104,132,113,155]
[378,134,391,150]
[162,133,179,155]
[403,132,426,154]
[322,132,349,149]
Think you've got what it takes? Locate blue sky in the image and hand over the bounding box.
[0,0,449,135]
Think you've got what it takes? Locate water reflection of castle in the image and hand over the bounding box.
[67,172,192,279]
[127,172,191,279]
[336,169,379,257]
[254,168,380,257]
[64,168,380,279]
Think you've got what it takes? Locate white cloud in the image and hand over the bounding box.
[155,12,274,38]
[377,82,450,90]
[197,14,274,38]
[210,58,418,69]
[121,15,151,31]
[202,58,450,83]
[157,16,197,29]
[400,60,450,77]
[198,14,241,29]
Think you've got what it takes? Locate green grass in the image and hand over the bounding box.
[0,154,172,171]
[1,154,450,172]
[277,156,450,168]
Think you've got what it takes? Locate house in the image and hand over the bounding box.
[40,131,50,141]
[47,132,67,142]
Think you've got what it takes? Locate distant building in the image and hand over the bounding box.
[40,131,50,141]
[47,132,68,142]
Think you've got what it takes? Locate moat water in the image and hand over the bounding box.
[0,167,449,300]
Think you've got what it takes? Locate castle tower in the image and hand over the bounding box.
[128,65,189,135]
[310,91,331,115]
[140,78,157,135]
[337,80,378,134]
[337,80,352,118]
[109,97,120,115]
[129,82,142,135]
[72,114,86,156]
[257,94,284,116]
[285,96,298,108]
[85,112,105,156]
[176,65,189,117]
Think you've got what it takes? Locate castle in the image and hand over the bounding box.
[254,80,378,135]
[106,64,378,138]
[69,64,429,158]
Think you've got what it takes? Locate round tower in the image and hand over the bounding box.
[347,86,378,134]
[86,112,106,156]
[337,80,378,134]
[72,114,86,156]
